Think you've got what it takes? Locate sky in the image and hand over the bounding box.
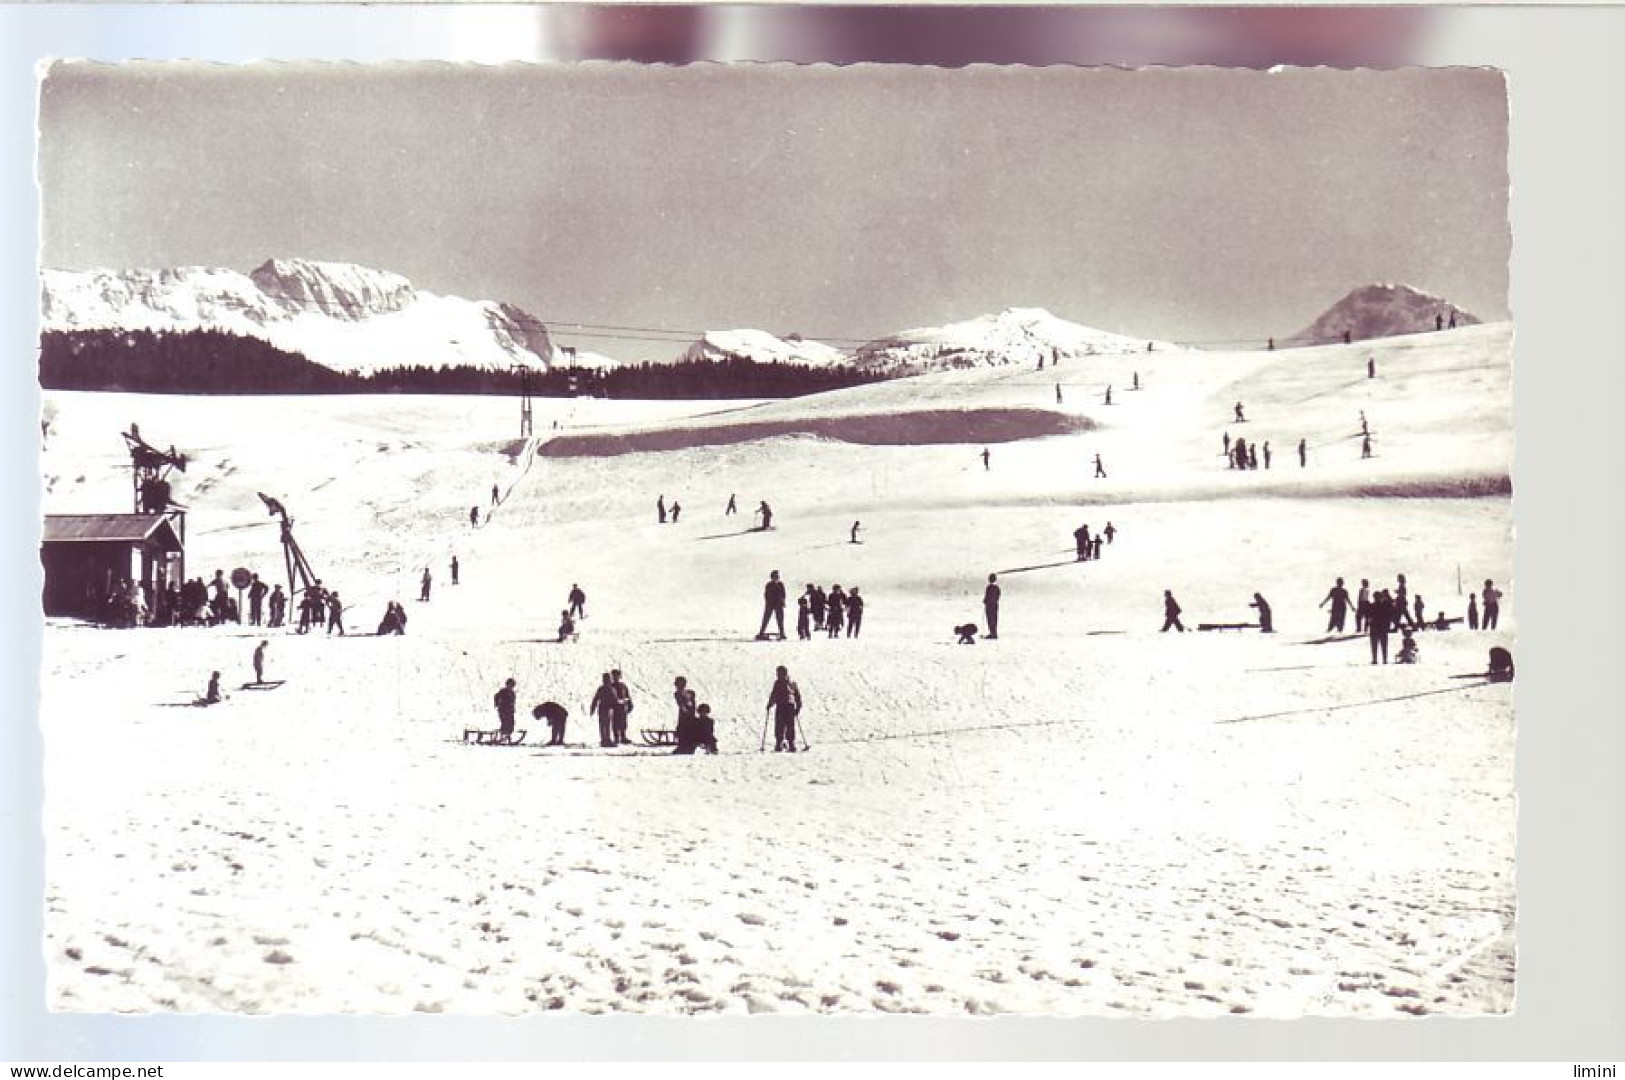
[38,63,1509,361]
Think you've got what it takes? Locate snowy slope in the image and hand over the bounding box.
[38,322,1514,1017]
[852,307,1175,374]
[1287,283,1479,346]
[679,328,849,367]
[41,259,553,375]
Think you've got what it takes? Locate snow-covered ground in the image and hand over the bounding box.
[38,325,1514,1015]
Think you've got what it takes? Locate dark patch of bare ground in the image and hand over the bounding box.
[537,409,1094,458]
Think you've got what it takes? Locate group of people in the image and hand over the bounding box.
[795,583,866,640]
[1316,574,1508,664]
[1072,521,1117,561]
[657,493,772,530]
[111,570,289,629]
[1223,433,1271,471]
[490,665,805,755]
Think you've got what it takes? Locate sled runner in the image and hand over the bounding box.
[463,728,527,746]
[1197,622,1258,632]
[240,680,285,691]
[639,728,677,747]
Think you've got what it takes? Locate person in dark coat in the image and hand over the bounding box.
[1161,590,1185,632]
[757,501,773,531]
[725,494,737,515]
[588,673,617,747]
[810,585,827,630]
[268,585,286,628]
[1298,438,1307,468]
[846,588,865,637]
[825,585,846,638]
[1263,442,1272,469]
[672,676,699,754]
[1250,593,1274,633]
[850,520,861,544]
[767,665,802,752]
[1368,590,1394,664]
[200,671,222,706]
[248,574,268,625]
[568,584,586,620]
[657,495,667,524]
[1074,524,1091,562]
[983,574,1001,639]
[1413,594,1425,629]
[955,623,978,644]
[671,501,681,523]
[1368,356,1376,379]
[470,506,480,527]
[534,701,569,745]
[610,669,634,745]
[981,448,990,471]
[1320,577,1351,632]
[1234,401,1245,423]
[450,555,459,585]
[557,610,576,643]
[494,678,517,738]
[757,570,787,640]
[253,640,268,683]
[1104,522,1117,544]
[491,483,500,506]
[1482,580,1503,630]
[1093,453,1107,478]
[420,567,432,602]
[1091,536,1103,560]
[693,704,718,754]
[1468,593,1480,630]
[1392,574,1410,630]
[796,595,812,640]
[326,591,345,636]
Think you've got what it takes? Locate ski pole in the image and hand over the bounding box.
[760,708,771,753]
[796,708,811,751]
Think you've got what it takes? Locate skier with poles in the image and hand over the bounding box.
[764,665,804,753]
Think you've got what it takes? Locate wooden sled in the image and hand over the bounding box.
[1197,622,1259,632]
[463,728,528,746]
[639,729,677,747]
[240,680,286,691]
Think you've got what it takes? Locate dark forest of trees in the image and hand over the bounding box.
[39,329,891,399]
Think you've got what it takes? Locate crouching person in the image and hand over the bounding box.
[533,701,569,745]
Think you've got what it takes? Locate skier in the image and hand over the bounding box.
[1104,522,1117,545]
[725,493,738,516]
[981,447,991,471]
[1482,580,1503,630]
[568,583,586,620]
[1074,524,1091,562]
[1413,594,1426,629]
[326,591,345,636]
[1298,438,1307,468]
[1091,536,1103,561]
[1320,577,1351,632]
[1468,592,1480,630]
[1250,593,1274,633]
[757,501,773,531]
[1056,383,1063,404]
[850,520,862,544]
[248,574,268,626]
[757,570,787,640]
[420,567,432,602]
[657,495,667,524]
[766,665,803,753]
[610,670,634,745]
[588,673,618,748]
[825,585,846,639]
[1223,431,1231,460]
[1246,445,1258,470]
[252,640,268,684]
[493,678,517,739]
[1104,386,1113,406]
[1356,578,1372,632]
[672,676,699,755]
[983,574,1001,639]
[846,587,865,638]
[1093,453,1107,479]
[451,555,459,586]
[693,703,719,754]
[1360,411,1369,437]
[1368,590,1394,664]
[268,585,286,628]
[1132,372,1140,391]
[1161,590,1185,633]
[533,701,569,746]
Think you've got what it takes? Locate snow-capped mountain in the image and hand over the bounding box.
[40,259,553,375]
[1287,284,1480,347]
[679,329,850,368]
[852,307,1172,374]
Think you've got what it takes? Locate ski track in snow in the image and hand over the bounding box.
[39,326,1515,1015]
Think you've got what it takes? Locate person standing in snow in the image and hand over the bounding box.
[589,673,617,748]
[757,501,773,531]
[657,495,667,524]
[534,701,569,746]
[757,570,787,640]
[1320,577,1352,633]
[470,506,480,527]
[672,676,699,755]
[494,678,518,739]
[767,665,803,753]
[491,483,500,506]
[1074,523,1091,562]
[1235,401,1246,423]
[846,588,865,638]
[1362,434,1373,459]
[796,594,812,640]
[1094,453,1107,478]
[810,584,827,631]
[610,669,634,745]
[451,555,459,585]
[983,574,1002,639]
[252,640,268,684]
[981,448,991,471]
[1482,579,1503,630]
[1104,521,1117,545]
[1355,578,1372,632]
[1263,442,1272,469]
[671,501,682,523]
[268,584,286,628]
[1468,592,1480,630]
[1368,356,1376,379]
[568,583,586,620]
[326,591,345,636]
[725,493,738,516]
[1368,590,1394,664]
[1298,438,1307,468]
[824,585,846,639]
[420,567,432,602]
[248,574,268,626]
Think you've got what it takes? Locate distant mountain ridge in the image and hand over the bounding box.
[1288,284,1479,346]
[41,258,553,375]
[679,329,849,368]
[852,307,1174,374]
